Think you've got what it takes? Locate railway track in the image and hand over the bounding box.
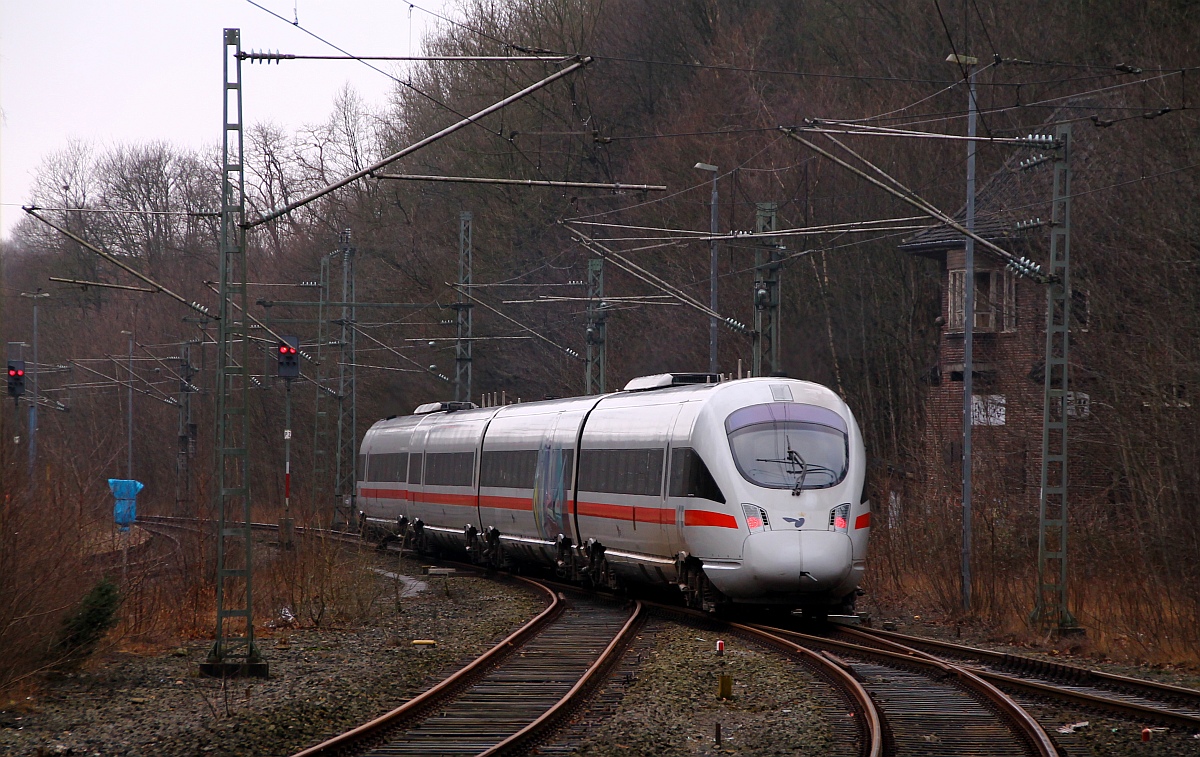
[840,624,1200,732]
[292,584,641,757]
[131,517,1198,752]
[751,621,1058,756]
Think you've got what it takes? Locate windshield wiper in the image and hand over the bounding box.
[755,436,809,496]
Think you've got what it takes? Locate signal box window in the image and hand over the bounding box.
[948,267,1016,333]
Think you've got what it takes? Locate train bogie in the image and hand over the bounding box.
[357,375,870,611]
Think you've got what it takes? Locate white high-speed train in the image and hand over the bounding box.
[357,373,869,613]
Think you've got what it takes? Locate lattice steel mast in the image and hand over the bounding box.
[584,258,606,394]
[1032,124,1079,632]
[333,229,357,530]
[455,212,473,403]
[204,28,266,676]
[752,203,782,377]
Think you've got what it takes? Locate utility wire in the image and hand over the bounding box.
[244,0,562,187]
[449,284,583,359]
[779,128,1048,283]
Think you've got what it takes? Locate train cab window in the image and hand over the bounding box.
[425,451,475,487]
[408,453,424,485]
[367,452,408,483]
[578,448,664,496]
[669,448,725,503]
[726,403,848,490]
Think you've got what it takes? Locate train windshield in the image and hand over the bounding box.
[726,403,848,491]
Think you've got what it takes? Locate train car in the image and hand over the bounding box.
[357,373,869,614]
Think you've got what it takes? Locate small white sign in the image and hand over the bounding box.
[972,394,1006,426]
[283,429,292,440]
[1066,392,1091,419]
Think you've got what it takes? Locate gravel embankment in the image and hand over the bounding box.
[552,618,857,757]
[6,562,1199,757]
[0,552,544,757]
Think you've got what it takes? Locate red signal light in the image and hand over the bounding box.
[279,345,288,354]
[7,369,14,377]
[288,347,297,354]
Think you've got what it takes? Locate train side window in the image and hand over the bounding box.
[408,453,424,485]
[370,452,408,483]
[481,449,539,488]
[669,447,725,503]
[425,451,475,487]
[579,448,664,496]
[358,453,368,481]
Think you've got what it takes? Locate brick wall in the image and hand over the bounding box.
[917,248,1110,511]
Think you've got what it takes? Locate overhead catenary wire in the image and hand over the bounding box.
[240,52,572,62]
[565,216,933,243]
[778,127,1049,283]
[245,0,568,186]
[449,284,583,359]
[24,207,215,318]
[372,173,666,191]
[20,206,218,217]
[793,120,1050,145]
[350,324,453,381]
[567,228,750,334]
[246,57,592,228]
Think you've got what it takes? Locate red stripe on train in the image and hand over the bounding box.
[479,494,534,512]
[683,509,739,529]
[855,512,871,530]
[360,488,409,499]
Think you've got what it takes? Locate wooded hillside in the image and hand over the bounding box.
[3,0,1198,669]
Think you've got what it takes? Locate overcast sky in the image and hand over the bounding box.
[0,0,453,240]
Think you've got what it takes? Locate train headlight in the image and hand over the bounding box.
[741,504,770,533]
[828,503,851,532]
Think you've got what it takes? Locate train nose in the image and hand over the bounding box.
[741,529,852,592]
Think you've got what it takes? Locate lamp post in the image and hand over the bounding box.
[694,162,719,374]
[121,330,134,479]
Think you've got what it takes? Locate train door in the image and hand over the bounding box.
[663,401,703,557]
[406,423,430,526]
[532,412,574,547]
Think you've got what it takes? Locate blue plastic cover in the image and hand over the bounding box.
[109,479,144,531]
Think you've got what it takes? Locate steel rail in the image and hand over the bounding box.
[849,624,1200,705]
[760,624,1059,757]
[621,598,883,757]
[729,622,885,757]
[837,626,1200,732]
[478,600,645,756]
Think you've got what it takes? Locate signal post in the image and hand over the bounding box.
[278,336,300,547]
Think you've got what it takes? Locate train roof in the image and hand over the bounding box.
[365,374,846,436]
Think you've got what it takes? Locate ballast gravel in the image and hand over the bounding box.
[0,552,544,757]
[6,557,1200,757]
[548,618,857,757]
